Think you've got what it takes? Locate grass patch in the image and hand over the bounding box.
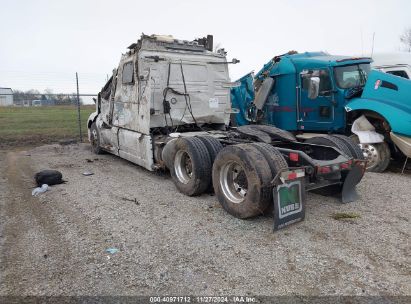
[331,212,361,221]
[0,105,95,147]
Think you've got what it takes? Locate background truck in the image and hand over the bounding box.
[371,52,411,79]
[231,52,411,172]
[87,35,365,228]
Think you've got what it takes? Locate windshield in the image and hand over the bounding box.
[334,64,371,89]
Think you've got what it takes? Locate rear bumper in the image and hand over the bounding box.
[390,132,411,158]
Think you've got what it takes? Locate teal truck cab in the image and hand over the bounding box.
[232,52,411,172]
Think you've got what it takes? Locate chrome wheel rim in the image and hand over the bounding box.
[174,150,193,184]
[220,161,248,204]
[359,143,380,169]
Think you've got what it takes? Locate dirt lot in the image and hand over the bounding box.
[0,143,410,297]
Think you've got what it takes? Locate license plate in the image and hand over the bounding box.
[273,179,305,231]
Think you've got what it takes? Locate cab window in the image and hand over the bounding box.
[301,69,332,95]
[334,64,370,89]
[122,62,134,84]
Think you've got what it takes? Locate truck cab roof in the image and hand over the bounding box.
[259,52,372,78]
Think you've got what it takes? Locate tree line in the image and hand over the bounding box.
[12,89,83,105]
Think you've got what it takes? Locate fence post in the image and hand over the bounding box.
[76,72,83,142]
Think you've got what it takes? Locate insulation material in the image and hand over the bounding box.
[351,115,384,144]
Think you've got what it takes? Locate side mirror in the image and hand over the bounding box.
[308,76,320,99]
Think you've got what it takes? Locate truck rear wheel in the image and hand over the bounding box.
[90,122,103,154]
[251,143,288,214]
[305,135,352,158]
[350,135,391,172]
[212,144,272,219]
[332,135,364,160]
[170,137,212,196]
[305,135,354,197]
[197,136,223,164]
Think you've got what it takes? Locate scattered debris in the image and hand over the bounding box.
[121,197,139,205]
[82,171,94,176]
[332,212,361,221]
[105,248,119,254]
[34,170,64,187]
[32,184,49,196]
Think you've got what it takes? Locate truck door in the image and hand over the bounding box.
[112,59,140,130]
[298,69,335,131]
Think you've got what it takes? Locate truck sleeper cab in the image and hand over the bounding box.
[87,35,365,228]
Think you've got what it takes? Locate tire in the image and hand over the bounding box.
[305,135,351,197]
[170,137,212,196]
[197,136,224,164]
[90,122,103,154]
[251,143,288,172]
[34,170,63,186]
[253,124,297,142]
[251,143,288,214]
[351,135,391,172]
[212,144,272,219]
[332,135,364,159]
[305,135,352,158]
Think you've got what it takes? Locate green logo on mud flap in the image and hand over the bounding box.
[277,181,302,219]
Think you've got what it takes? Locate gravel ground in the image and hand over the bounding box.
[0,143,410,297]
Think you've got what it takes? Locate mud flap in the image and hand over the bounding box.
[272,169,306,231]
[341,162,365,203]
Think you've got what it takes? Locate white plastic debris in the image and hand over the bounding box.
[32,184,49,196]
[351,115,384,144]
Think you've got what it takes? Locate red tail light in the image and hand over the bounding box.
[318,166,331,174]
[288,172,297,180]
[289,152,299,162]
[340,162,350,170]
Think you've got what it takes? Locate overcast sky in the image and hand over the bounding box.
[0,0,410,102]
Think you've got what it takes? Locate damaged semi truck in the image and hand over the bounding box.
[231,52,411,172]
[87,35,365,228]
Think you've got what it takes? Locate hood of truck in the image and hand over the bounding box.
[345,70,411,136]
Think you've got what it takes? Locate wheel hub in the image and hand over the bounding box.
[174,150,193,184]
[220,161,248,204]
[359,143,380,169]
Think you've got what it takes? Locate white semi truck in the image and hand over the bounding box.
[87,34,366,229]
[372,52,411,79]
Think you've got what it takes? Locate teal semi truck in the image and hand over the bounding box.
[231,52,411,172]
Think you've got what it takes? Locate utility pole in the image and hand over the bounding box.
[76,72,83,142]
